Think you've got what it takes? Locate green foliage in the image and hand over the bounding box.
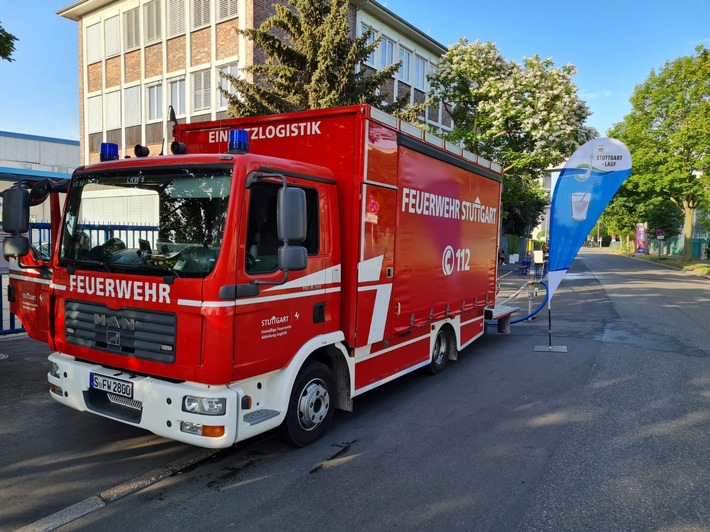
[609,46,710,260]
[425,39,595,236]
[0,22,18,62]
[501,174,548,236]
[221,0,404,117]
[427,39,596,177]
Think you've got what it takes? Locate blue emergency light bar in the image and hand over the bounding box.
[100,142,119,161]
[227,129,249,154]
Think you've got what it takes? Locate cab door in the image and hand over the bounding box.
[232,177,329,380]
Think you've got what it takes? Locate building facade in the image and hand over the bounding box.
[58,0,450,164]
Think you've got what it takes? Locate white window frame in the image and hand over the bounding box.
[192,70,211,112]
[123,7,140,51]
[398,47,411,83]
[104,16,120,57]
[192,0,211,30]
[169,78,186,116]
[414,55,426,89]
[217,63,238,109]
[125,85,142,127]
[105,91,122,131]
[380,36,394,69]
[87,95,103,134]
[168,0,185,37]
[361,24,375,67]
[144,0,162,45]
[147,83,163,121]
[218,0,238,21]
[86,23,101,64]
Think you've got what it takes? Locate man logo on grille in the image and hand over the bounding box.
[94,314,136,331]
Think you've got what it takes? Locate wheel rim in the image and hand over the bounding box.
[433,332,447,366]
[297,378,330,431]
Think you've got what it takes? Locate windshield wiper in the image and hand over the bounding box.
[63,257,112,273]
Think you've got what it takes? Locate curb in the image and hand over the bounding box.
[16,447,219,532]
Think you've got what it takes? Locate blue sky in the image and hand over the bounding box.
[0,0,708,141]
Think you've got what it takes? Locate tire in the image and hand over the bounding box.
[281,361,335,447]
[428,327,454,375]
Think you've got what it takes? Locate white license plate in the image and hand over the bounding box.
[90,373,133,399]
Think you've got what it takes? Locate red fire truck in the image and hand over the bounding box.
[2,104,511,449]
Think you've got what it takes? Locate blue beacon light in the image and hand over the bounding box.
[100,142,119,162]
[227,129,249,154]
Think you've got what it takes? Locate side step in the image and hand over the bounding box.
[484,305,520,334]
[244,409,280,426]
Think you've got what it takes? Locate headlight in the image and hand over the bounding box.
[182,395,226,416]
[49,362,60,378]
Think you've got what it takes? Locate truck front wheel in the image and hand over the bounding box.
[281,361,335,447]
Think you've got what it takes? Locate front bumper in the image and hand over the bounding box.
[48,352,240,449]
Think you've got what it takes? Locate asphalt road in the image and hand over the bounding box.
[3,248,710,531]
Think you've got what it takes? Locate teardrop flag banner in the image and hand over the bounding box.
[547,138,632,302]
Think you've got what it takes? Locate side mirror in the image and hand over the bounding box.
[278,245,307,272]
[1,186,30,233]
[29,179,52,206]
[3,235,30,259]
[277,187,306,243]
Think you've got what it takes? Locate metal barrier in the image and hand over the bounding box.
[1,222,158,336]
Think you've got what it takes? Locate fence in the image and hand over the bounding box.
[648,237,710,260]
[1,222,158,335]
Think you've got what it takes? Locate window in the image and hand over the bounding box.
[86,23,101,64]
[362,24,375,67]
[381,37,394,68]
[105,16,120,57]
[105,91,121,130]
[87,95,103,134]
[192,70,211,111]
[123,7,140,51]
[125,85,141,127]
[245,182,319,274]
[414,56,426,89]
[398,47,411,82]
[169,78,186,116]
[144,0,162,44]
[192,0,210,29]
[218,0,237,20]
[147,83,163,121]
[218,63,238,109]
[167,0,185,37]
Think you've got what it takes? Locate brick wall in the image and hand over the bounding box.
[191,27,211,67]
[105,57,121,88]
[145,44,162,78]
[167,35,186,73]
[124,50,141,83]
[216,19,239,60]
[88,62,103,93]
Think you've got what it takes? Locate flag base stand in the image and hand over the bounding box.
[534,345,568,352]
[533,305,567,352]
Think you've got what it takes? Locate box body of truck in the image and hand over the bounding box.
[6,105,503,448]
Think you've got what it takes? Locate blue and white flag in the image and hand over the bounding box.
[547,138,632,301]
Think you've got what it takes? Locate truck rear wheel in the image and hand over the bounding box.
[281,361,335,447]
[428,328,454,375]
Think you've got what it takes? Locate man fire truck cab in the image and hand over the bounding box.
[2,104,511,449]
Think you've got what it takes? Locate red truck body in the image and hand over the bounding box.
[8,105,504,448]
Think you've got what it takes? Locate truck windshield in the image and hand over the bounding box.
[60,165,232,278]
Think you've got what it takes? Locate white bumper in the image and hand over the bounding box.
[47,352,240,449]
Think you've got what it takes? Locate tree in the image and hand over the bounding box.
[426,39,596,236]
[0,22,18,62]
[610,46,710,261]
[220,0,403,117]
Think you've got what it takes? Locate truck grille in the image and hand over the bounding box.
[65,300,177,364]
